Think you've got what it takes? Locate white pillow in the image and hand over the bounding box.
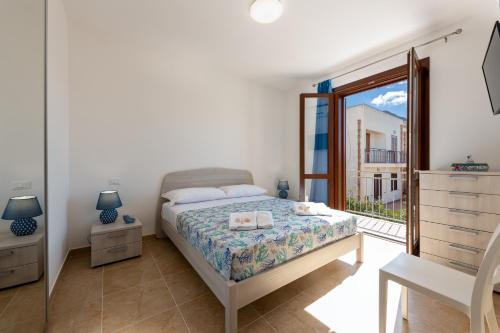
[161,187,226,206]
[219,184,267,198]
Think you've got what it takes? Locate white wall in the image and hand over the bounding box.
[47,0,70,294]
[285,3,500,199]
[66,27,287,248]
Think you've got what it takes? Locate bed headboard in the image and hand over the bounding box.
[160,167,254,195]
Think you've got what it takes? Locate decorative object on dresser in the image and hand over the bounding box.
[90,216,142,267]
[419,170,500,292]
[450,155,489,172]
[96,190,123,224]
[123,214,136,224]
[277,180,289,199]
[1,196,43,236]
[0,232,44,288]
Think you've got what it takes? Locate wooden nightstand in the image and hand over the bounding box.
[0,231,44,289]
[90,216,142,267]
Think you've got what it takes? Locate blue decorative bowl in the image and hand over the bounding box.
[123,215,136,224]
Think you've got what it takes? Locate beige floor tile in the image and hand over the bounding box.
[60,255,102,280]
[68,246,91,258]
[145,238,178,259]
[47,299,101,333]
[239,318,276,333]
[264,292,329,333]
[117,308,189,333]
[179,293,224,333]
[154,252,191,279]
[251,282,302,316]
[238,304,261,329]
[103,256,161,295]
[165,269,209,305]
[102,278,175,333]
[50,269,102,311]
[0,316,45,333]
[0,288,18,314]
[0,283,45,329]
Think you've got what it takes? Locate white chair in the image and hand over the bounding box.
[379,225,500,333]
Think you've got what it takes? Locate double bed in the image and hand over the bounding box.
[157,168,364,333]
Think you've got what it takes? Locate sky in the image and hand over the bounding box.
[344,80,408,119]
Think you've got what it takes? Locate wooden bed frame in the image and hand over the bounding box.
[158,168,364,333]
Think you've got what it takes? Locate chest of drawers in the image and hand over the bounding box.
[419,171,500,276]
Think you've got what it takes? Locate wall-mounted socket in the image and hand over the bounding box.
[108,178,121,186]
[11,180,32,191]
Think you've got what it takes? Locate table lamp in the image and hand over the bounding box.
[277,180,289,199]
[2,196,43,236]
[96,191,122,224]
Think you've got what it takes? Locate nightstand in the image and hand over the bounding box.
[90,216,142,267]
[0,231,44,289]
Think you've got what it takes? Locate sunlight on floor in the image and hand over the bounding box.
[305,235,405,333]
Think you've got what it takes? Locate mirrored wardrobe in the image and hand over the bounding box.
[0,0,47,331]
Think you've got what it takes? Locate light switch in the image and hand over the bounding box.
[108,178,121,186]
[11,180,32,190]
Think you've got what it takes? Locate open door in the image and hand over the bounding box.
[299,93,336,207]
[407,47,423,255]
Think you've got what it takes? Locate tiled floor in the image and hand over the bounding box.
[47,234,499,333]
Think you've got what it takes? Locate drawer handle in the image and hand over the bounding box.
[448,243,481,255]
[449,226,479,235]
[0,250,14,257]
[449,175,479,180]
[107,232,127,239]
[448,260,478,272]
[0,270,15,278]
[448,208,480,216]
[448,191,479,198]
[108,245,128,253]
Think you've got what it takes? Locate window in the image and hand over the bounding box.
[391,173,398,191]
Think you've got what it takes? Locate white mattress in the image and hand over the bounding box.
[161,195,274,229]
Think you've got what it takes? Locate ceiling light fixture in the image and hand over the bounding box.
[250,0,283,24]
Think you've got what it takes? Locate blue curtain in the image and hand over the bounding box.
[309,80,331,204]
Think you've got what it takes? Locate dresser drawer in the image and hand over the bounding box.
[91,241,142,267]
[420,189,500,215]
[91,227,142,251]
[420,205,498,233]
[420,173,500,195]
[420,237,484,267]
[0,263,41,289]
[420,221,492,250]
[0,245,39,269]
[420,252,478,276]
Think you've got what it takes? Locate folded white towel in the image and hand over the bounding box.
[256,211,274,229]
[229,212,257,231]
[293,202,333,216]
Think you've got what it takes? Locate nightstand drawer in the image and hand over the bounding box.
[420,221,492,250]
[91,241,142,267]
[420,173,500,195]
[0,245,39,269]
[420,252,478,276]
[420,189,500,215]
[0,263,40,289]
[420,237,484,267]
[91,227,142,251]
[420,205,498,232]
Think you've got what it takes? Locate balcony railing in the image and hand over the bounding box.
[365,149,406,164]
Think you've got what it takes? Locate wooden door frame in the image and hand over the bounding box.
[333,59,430,243]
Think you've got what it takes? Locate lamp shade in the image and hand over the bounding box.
[277,180,289,191]
[250,0,283,24]
[2,196,43,220]
[96,191,122,210]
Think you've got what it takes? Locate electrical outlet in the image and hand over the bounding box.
[108,178,121,186]
[11,180,32,190]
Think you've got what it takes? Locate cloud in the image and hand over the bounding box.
[371,90,407,106]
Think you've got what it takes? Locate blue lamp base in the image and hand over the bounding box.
[100,209,118,224]
[10,218,37,236]
[278,190,288,199]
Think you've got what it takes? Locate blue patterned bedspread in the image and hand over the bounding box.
[176,198,357,281]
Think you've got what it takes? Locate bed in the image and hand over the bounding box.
[157,168,364,333]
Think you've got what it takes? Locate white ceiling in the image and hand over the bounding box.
[63,0,485,88]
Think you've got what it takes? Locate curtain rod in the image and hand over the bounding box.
[312,28,463,88]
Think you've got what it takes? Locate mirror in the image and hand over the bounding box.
[0,0,46,331]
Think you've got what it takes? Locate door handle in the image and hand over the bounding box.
[448,208,479,216]
[107,231,127,239]
[0,270,14,278]
[448,226,479,235]
[448,243,481,255]
[448,260,478,273]
[448,192,479,198]
[0,250,14,257]
[107,245,128,253]
[449,175,479,180]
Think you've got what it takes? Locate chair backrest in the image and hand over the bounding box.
[470,224,500,333]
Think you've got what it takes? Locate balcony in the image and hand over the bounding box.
[365,148,406,164]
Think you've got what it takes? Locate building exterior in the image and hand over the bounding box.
[345,104,407,207]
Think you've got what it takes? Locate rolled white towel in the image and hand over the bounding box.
[256,211,274,229]
[293,202,333,216]
[229,212,257,231]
